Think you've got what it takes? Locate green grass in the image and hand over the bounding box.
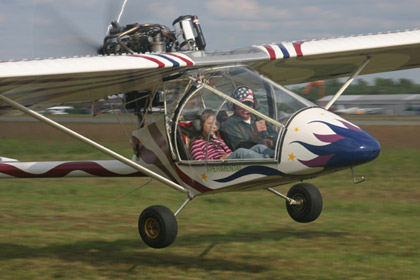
[0,139,419,279]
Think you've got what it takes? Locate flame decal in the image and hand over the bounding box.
[338,119,363,132]
[313,133,344,143]
[293,119,380,168]
[298,154,335,167]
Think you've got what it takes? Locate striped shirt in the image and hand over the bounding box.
[190,137,232,160]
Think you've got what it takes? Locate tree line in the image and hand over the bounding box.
[292,78,420,102]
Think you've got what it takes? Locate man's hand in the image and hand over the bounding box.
[251,119,268,142]
[255,120,267,132]
[255,120,274,148]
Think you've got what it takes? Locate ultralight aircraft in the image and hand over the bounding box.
[1,10,420,248]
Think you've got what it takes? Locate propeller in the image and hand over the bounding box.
[28,0,129,58]
[105,0,129,36]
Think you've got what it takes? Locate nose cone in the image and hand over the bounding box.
[288,113,381,170]
[325,124,381,168]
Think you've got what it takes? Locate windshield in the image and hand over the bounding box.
[168,66,314,162]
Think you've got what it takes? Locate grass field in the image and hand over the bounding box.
[0,121,419,279]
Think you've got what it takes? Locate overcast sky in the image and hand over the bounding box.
[1,0,420,83]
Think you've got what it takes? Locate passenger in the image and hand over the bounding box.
[222,86,275,151]
[190,110,274,160]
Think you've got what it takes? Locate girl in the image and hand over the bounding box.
[190,110,274,160]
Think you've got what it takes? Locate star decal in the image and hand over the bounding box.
[288,153,296,161]
[294,127,299,132]
[201,173,208,180]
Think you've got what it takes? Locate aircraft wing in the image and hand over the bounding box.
[0,53,196,114]
[1,29,420,114]
[198,29,420,85]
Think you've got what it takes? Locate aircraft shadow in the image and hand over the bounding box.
[177,228,346,258]
[177,228,345,245]
[0,239,264,273]
[0,228,345,273]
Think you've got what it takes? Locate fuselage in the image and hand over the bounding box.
[130,66,381,196]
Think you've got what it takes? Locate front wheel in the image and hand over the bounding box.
[138,205,178,249]
[286,183,323,223]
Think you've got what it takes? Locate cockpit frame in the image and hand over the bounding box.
[161,66,314,165]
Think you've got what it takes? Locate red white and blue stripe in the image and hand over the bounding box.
[257,41,305,60]
[130,53,194,68]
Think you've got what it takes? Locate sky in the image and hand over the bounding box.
[1,0,420,83]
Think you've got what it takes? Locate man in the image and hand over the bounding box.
[222,86,275,151]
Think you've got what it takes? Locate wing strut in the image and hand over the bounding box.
[324,58,371,110]
[0,94,190,195]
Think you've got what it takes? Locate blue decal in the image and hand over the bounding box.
[214,166,285,183]
[277,44,290,58]
[156,54,180,67]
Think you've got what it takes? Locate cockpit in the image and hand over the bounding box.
[163,66,315,163]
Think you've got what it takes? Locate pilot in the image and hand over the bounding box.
[190,109,273,160]
[221,86,275,152]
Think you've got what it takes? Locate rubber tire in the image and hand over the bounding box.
[286,183,323,223]
[138,205,178,249]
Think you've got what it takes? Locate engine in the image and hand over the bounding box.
[101,15,206,55]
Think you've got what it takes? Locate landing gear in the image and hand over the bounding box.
[267,182,323,223]
[138,205,178,249]
[138,196,193,248]
[286,183,323,223]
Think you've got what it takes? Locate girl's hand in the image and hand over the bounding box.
[220,153,232,160]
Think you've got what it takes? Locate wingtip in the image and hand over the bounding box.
[0,157,19,162]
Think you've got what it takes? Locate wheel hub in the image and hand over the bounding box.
[290,194,305,212]
[144,218,160,239]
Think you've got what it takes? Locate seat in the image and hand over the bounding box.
[177,121,196,160]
